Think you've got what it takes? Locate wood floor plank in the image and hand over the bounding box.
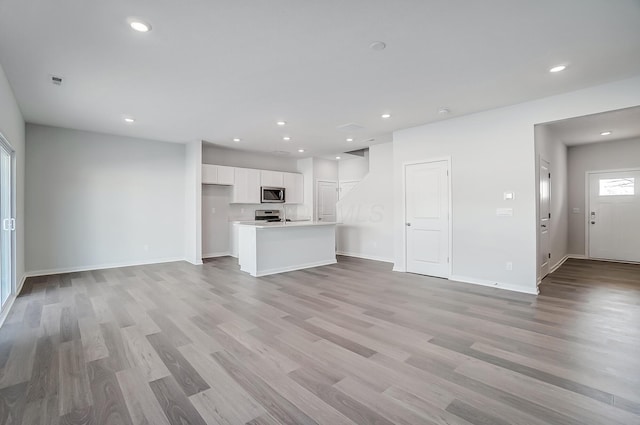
[78,318,108,364]
[0,257,638,424]
[0,382,27,425]
[115,367,170,425]
[87,358,133,425]
[148,375,207,425]
[25,335,58,402]
[145,332,209,397]
[57,340,92,416]
[120,326,170,382]
[212,350,318,425]
[178,343,265,424]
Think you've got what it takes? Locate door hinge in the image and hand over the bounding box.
[548,253,551,259]
[447,257,450,263]
[548,173,551,179]
[447,170,449,176]
[548,213,551,219]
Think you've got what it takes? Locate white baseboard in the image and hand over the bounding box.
[25,256,186,277]
[336,251,394,264]
[243,259,338,277]
[450,274,539,295]
[0,274,28,327]
[550,254,570,274]
[568,254,587,260]
[202,251,231,259]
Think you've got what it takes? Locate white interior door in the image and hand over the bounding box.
[0,141,15,309]
[539,159,550,278]
[317,181,337,222]
[405,160,450,278]
[588,170,640,262]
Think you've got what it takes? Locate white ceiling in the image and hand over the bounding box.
[1,0,640,156]
[542,106,640,146]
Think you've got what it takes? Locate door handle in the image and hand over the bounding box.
[2,218,8,231]
[406,222,411,227]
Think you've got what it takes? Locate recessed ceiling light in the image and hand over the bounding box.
[381,113,391,119]
[346,138,353,142]
[369,41,387,51]
[298,149,305,153]
[335,156,341,160]
[130,20,151,32]
[233,138,241,142]
[283,136,291,141]
[549,65,566,73]
[277,121,287,126]
[600,131,612,136]
[124,117,135,123]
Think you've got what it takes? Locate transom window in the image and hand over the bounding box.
[599,178,635,196]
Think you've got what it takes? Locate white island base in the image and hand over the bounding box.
[237,222,337,277]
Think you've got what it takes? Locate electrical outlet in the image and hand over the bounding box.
[505,262,513,271]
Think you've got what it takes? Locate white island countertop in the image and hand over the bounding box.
[237,221,337,228]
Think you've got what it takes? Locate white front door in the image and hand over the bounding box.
[588,170,640,262]
[405,160,450,278]
[539,159,551,278]
[317,181,337,222]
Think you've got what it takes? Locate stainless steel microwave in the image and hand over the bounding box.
[261,186,285,203]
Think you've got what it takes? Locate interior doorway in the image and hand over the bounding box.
[587,169,640,263]
[403,159,451,278]
[539,158,551,278]
[316,180,337,222]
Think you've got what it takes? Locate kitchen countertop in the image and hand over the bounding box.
[237,221,336,228]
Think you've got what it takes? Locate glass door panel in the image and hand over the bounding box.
[0,144,12,308]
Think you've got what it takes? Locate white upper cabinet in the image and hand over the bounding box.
[260,170,284,187]
[232,168,260,204]
[202,164,234,185]
[283,172,304,204]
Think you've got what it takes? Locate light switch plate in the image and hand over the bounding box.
[503,191,515,200]
[572,208,580,214]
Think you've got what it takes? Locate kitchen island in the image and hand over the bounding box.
[237,221,337,277]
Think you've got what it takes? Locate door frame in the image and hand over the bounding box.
[0,131,17,316]
[315,179,338,221]
[538,156,551,280]
[585,167,640,260]
[402,157,452,278]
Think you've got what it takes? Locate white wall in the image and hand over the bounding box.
[337,143,394,262]
[393,75,640,294]
[202,144,298,172]
[338,151,369,181]
[26,124,186,273]
[568,137,640,256]
[184,140,202,264]
[0,62,25,294]
[535,124,569,277]
[202,185,233,257]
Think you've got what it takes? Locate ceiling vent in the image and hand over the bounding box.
[50,75,63,85]
[337,123,364,132]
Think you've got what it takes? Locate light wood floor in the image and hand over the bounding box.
[1,256,639,425]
